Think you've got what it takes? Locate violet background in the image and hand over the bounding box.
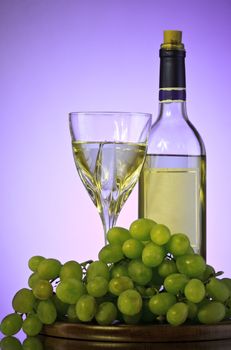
[1,0,231,326]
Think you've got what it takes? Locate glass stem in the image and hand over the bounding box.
[99,203,118,245]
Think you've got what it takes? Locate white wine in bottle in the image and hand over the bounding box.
[139,30,206,258]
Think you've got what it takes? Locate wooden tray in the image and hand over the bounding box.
[41,320,231,343]
[39,335,231,350]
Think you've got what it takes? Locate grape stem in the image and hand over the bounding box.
[80,260,94,280]
[215,271,224,277]
[81,260,94,266]
[204,271,224,285]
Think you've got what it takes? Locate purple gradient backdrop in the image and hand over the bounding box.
[1,0,231,326]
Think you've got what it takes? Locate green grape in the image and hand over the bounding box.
[37,299,57,325]
[76,295,97,322]
[164,273,189,295]
[176,254,206,278]
[144,286,157,297]
[150,224,171,246]
[95,302,117,325]
[225,298,231,319]
[198,301,226,324]
[149,292,176,316]
[117,289,142,316]
[107,227,130,245]
[52,294,69,318]
[109,276,134,296]
[28,256,45,272]
[184,279,205,303]
[32,280,53,300]
[206,277,230,302]
[185,246,195,255]
[141,299,157,324]
[37,258,62,280]
[186,301,198,320]
[5,221,231,331]
[135,285,146,296]
[110,261,129,278]
[67,304,79,322]
[60,261,82,281]
[150,268,164,289]
[98,244,123,264]
[12,288,36,314]
[197,299,210,310]
[158,259,178,278]
[123,312,141,324]
[0,313,22,336]
[34,299,40,311]
[86,276,108,297]
[22,314,43,337]
[198,264,215,282]
[0,336,22,350]
[166,302,188,326]
[86,261,110,281]
[122,239,143,259]
[167,233,190,256]
[56,278,85,304]
[22,336,43,350]
[28,273,40,289]
[128,259,152,286]
[129,218,156,241]
[142,242,165,268]
[221,278,231,293]
[226,307,231,319]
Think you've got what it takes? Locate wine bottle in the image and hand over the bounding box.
[139,30,206,258]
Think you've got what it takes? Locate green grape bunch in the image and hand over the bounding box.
[1,219,231,348]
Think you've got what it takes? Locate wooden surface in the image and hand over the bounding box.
[39,335,231,350]
[40,320,231,343]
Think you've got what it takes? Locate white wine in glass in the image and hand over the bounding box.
[69,112,151,243]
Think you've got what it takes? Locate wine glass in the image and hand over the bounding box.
[69,112,152,243]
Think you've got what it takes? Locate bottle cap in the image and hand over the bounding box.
[161,30,184,50]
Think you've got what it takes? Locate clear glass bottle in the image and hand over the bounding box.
[139,30,206,258]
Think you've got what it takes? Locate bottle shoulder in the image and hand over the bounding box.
[148,116,206,156]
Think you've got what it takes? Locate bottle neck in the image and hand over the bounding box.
[158,47,187,120]
[159,88,186,103]
[158,101,188,121]
[159,48,186,90]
